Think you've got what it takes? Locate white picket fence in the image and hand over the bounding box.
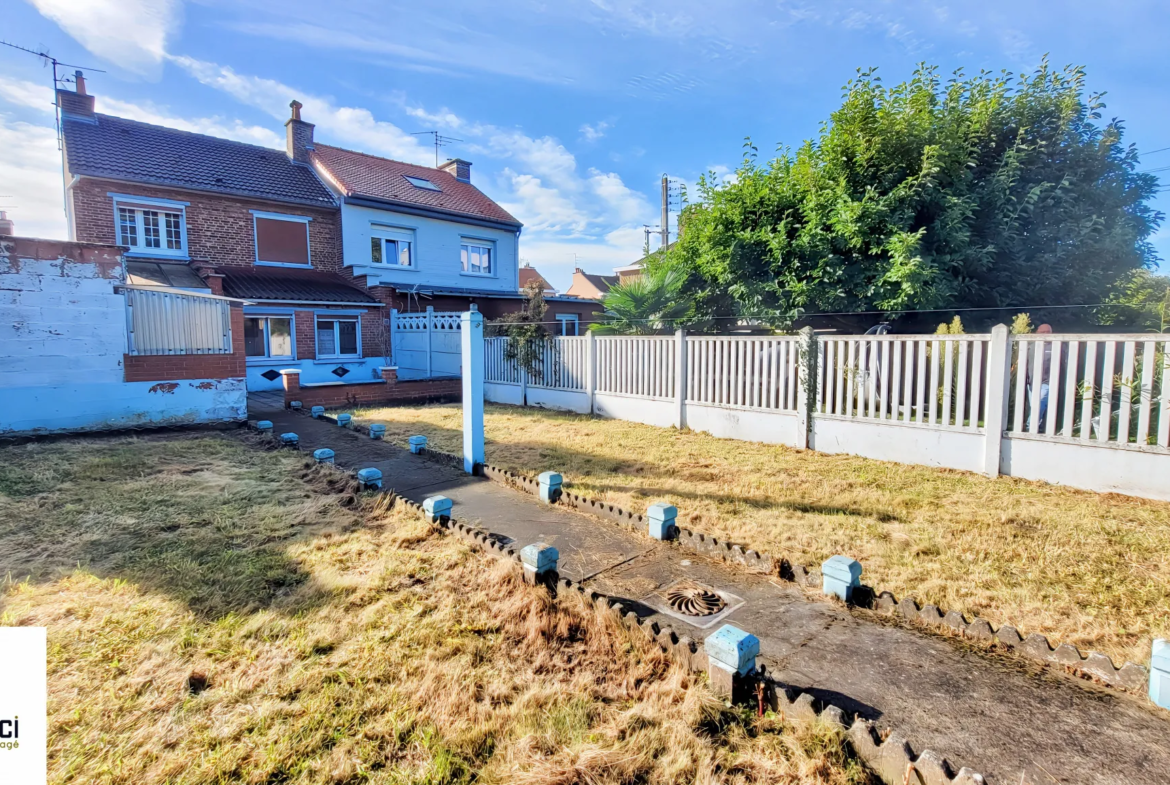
[483,329,1170,501]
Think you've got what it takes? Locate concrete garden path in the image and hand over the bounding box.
[256,403,1170,785]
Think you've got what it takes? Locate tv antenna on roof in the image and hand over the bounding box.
[411,130,463,168]
[0,40,106,150]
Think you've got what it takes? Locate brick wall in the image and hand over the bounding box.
[70,178,342,272]
[123,304,246,382]
[283,368,460,409]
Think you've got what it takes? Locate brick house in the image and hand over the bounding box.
[58,78,384,392]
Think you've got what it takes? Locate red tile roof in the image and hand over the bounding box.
[311,145,521,227]
[519,265,553,291]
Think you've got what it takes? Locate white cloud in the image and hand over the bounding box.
[99,97,284,148]
[0,77,55,114]
[29,0,183,77]
[0,117,66,239]
[579,121,610,142]
[498,170,590,234]
[170,56,433,164]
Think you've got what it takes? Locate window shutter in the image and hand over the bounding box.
[256,218,310,265]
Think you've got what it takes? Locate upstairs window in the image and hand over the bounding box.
[114,198,186,258]
[461,242,493,275]
[253,211,311,267]
[370,236,413,267]
[316,316,359,358]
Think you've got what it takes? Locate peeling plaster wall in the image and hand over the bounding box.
[0,236,247,436]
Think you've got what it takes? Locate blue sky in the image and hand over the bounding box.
[2,0,1168,290]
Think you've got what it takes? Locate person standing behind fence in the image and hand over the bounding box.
[1026,324,1055,430]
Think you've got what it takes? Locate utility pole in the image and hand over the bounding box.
[660,174,669,250]
[642,225,652,257]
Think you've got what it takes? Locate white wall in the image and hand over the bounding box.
[0,239,247,437]
[339,201,519,293]
[1001,435,1170,501]
[810,417,987,473]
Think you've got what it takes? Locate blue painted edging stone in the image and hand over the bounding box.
[256,420,273,432]
[423,495,453,518]
[704,624,759,675]
[310,406,325,418]
[312,448,335,464]
[520,542,559,573]
[822,555,863,602]
[337,413,352,428]
[368,424,386,440]
[356,467,382,489]
[647,502,678,540]
[279,432,298,446]
[409,435,427,453]
[1151,639,1170,709]
[538,471,562,503]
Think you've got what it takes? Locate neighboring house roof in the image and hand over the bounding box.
[61,113,336,207]
[519,265,554,292]
[311,144,521,228]
[566,270,618,299]
[385,283,583,302]
[220,268,379,304]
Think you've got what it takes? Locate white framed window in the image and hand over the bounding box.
[315,316,360,358]
[370,226,416,269]
[252,211,311,267]
[555,313,580,336]
[111,195,188,258]
[244,316,294,359]
[461,241,493,276]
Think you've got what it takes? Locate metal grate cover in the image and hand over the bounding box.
[664,582,726,617]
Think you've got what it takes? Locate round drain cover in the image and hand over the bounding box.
[665,583,726,617]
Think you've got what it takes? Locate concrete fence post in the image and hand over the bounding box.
[795,327,818,450]
[425,305,435,379]
[675,329,687,429]
[461,310,485,474]
[704,624,759,700]
[982,324,1012,478]
[587,329,597,415]
[389,308,398,368]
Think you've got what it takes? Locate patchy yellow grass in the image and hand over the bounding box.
[353,403,1170,666]
[0,433,873,785]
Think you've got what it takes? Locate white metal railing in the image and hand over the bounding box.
[596,335,676,399]
[1007,334,1170,448]
[686,336,801,411]
[817,334,990,431]
[124,287,233,356]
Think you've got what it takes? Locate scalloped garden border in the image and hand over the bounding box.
[311,408,1151,698]
[248,417,988,785]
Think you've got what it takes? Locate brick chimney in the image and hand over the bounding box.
[440,158,472,183]
[0,211,13,236]
[285,100,315,163]
[56,70,95,120]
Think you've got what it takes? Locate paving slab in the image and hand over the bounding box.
[258,407,1170,785]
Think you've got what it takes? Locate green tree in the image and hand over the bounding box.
[591,267,696,335]
[491,280,551,376]
[1097,269,1170,332]
[668,61,1162,331]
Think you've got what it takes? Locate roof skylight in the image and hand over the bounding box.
[404,175,442,192]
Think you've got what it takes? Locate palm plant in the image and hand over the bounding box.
[591,267,695,335]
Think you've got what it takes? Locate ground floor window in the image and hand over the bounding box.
[555,313,580,336]
[244,316,293,358]
[316,316,360,358]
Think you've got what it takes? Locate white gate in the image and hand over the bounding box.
[390,307,462,380]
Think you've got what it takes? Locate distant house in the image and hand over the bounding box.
[519,263,556,295]
[611,242,674,284]
[565,267,618,300]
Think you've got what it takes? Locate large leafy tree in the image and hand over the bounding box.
[667,62,1163,330]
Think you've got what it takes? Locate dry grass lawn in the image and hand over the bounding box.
[0,433,874,785]
[353,403,1170,667]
